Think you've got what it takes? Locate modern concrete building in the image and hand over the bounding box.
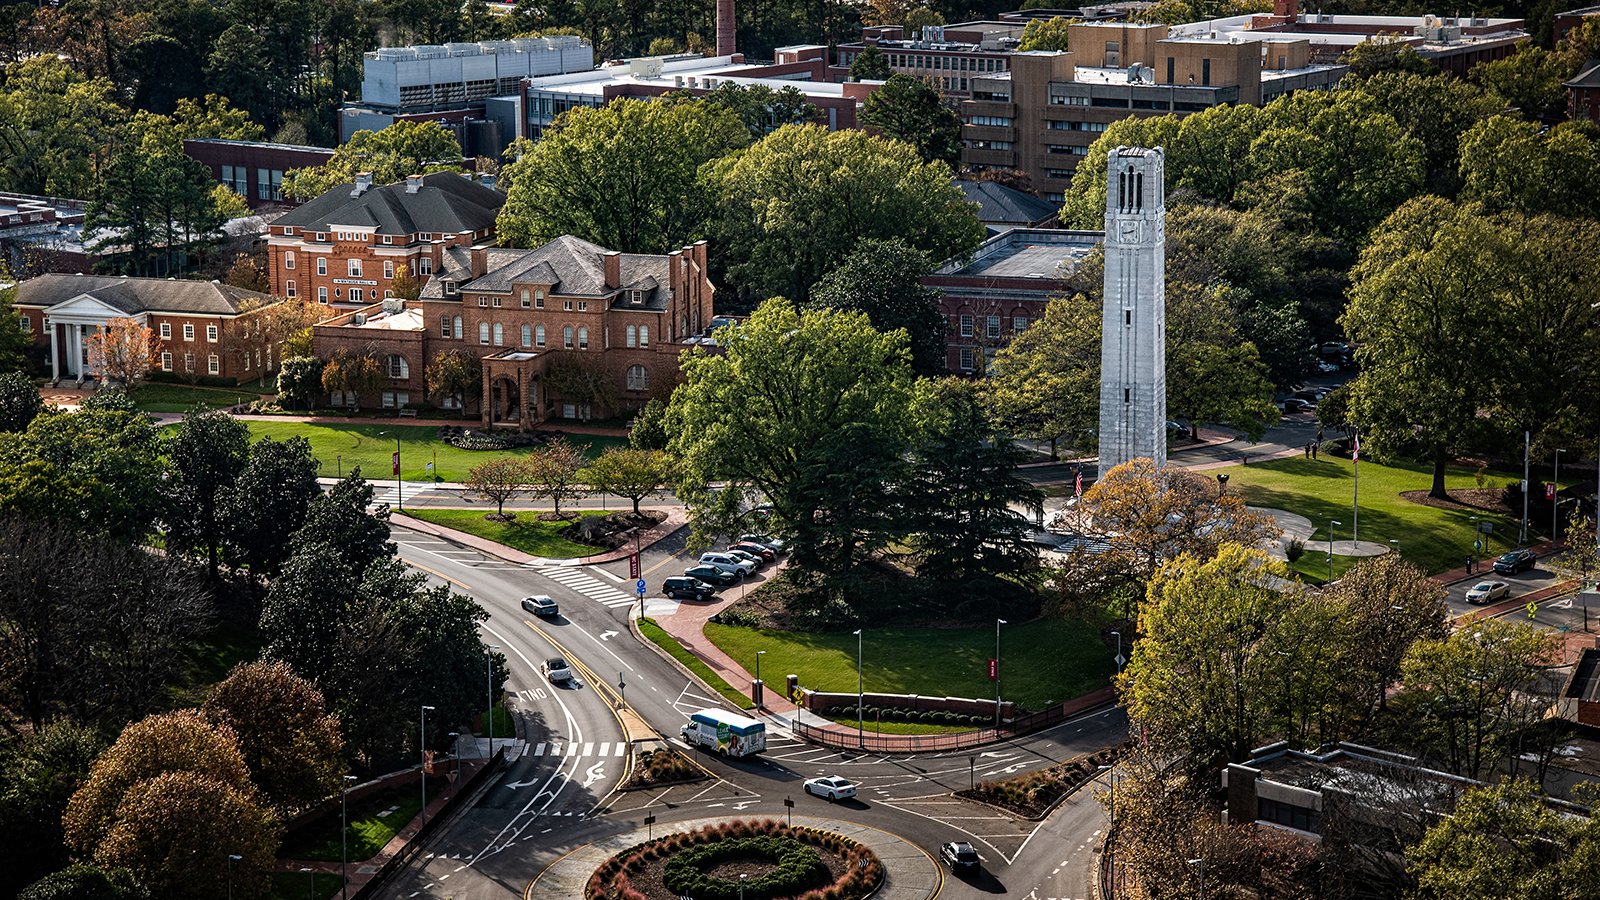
[1096,146,1166,471]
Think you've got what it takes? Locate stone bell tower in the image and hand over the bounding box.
[1097,146,1167,473]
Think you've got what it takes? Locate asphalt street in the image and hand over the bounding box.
[378,524,1129,900]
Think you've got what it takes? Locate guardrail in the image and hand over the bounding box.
[790,688,1116,753]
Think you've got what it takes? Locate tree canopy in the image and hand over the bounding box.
[805,237,948,377]
[859,74,963,168]
[282,120,465,199]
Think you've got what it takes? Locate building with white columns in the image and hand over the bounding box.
[12,274,279,384]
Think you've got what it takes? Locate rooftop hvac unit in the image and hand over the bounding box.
[478,40,515,54]
[413,44,447,58]
[445,42,479,56]
[628,57,664,78]
[352,313,367,325]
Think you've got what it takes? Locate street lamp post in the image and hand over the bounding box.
[755,650,766,709]
[447,733,460,797]
[1390,539,1399,558]
[341,774,357,900]
[995,618,1008,729]
[486,645,500,755]
[301,867,313,900]
[379,430,403,510]
[228,854,242,900]
[739,873,747,900]
[1187,858,1206,900]
[853,629,864,748]
[1470,516,1480,572]
[1110,630,1122,675]
[420,705,435,827]
[1328,520,1342,584]
[1555,449,1565,542]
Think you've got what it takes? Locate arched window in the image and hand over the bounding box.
[577,326,588,350]
[639,325,648,347]
[453,316,463,339]
[536,324,546,347]
[626,325,637,348]
[384,355,409,379]
[563,326,573,349]
[492,323,504,345]
[626,365,649,391]
[479,322,489,344]
[521,324,532,347]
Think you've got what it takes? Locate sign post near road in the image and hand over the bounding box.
[636,578,647,620]
[629,553,640,580]
[783,797,794,827]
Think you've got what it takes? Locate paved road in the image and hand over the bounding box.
[378,523,1127,900]
[1444,560,1566,619]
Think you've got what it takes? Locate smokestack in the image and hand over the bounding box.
[717,0,736,57]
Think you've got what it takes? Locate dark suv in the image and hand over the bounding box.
[1494,548,1537,574]
[663,576,716,601]
[685,564,740,586]
[940,842,980,873]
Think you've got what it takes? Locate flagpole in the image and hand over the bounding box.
[1352,427,1359,546]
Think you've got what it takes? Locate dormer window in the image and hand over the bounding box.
[420,233,432,241]
[383,235,392,244]
[445,281,457,295]
[316,233,326,242]
[630,290,643,305]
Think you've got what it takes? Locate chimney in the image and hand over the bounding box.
[1273,0,1297,18]
[717,0,736,56]
[481,173,496,191]
[471,248,487,279]
[351,172,373,196]
[406,174,424,193]
[603,250,621,289]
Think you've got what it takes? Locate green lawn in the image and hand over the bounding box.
[475,702,515,738]
[131,383,261,412]
[169,619,264,707]
[270,871,343,900]
[1289,551,1363,586]
[1225,456,1557,577]
[278,778,448,862]
[638,617,755,709]
[400,508,607,558]
[243,421,627,482]
[704,617,1116,713]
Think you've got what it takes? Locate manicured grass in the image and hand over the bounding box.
[1289,552,1363,586]
[243,420,627,482]
[400,508,606,558]
[170,619,264,707]
[270,871,343,900]
[637,617,755,710]
[278,778,446,862]
[131,383,260,412]
[819,715,976,735]
[1224,456,1556,577]
[476,702,515,738]
[704,617,1116,713]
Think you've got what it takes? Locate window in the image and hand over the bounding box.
[285,251,295,269]
[478,296,488,307]
[349,288,363,304]
[316,233,326,242]
[535,324,546,347]
[1048,145,1086,155]
[317,258,327,276]
[965,139,1013,150]
[1014,316,1028,333]
[444,282,456,295]
[160,323,172,339]
[286,280,296,298]
[563,325,573,349]
[183,324,195,341]
[441,315,451,337]
[1203,58,1211,85]
[384,290,393,298]
[1167,56,1175,84]
[960,347,974,370]
[492,297,502,307]
[987,316,1000,339]
[521,323,532,347]
[382,392,395,408]
[420,233,432,241]
[419,257,432,275]
[347,259,362,277]
[639,325,648,347]
[626,325,637,348]
[184,352,194,372]
[535,289,544,308]
[453,316,463,338]
[493,323,503,345]
[207,354,220,375]
[626,365,649,391]
[384,355,409,379]
[968,116,1013,126]
[563,299,573,311]
[383,235,392,244]
[384,260,394,279]
[959,315,973,337]
[318,287,328,304]
[479,322,490,344]
[577,326,588,350]
[1258,798,1320,833]
[161,351,172,371]
[1050,94,1091,106]
[521,289,530,308]
[577,300,588,311]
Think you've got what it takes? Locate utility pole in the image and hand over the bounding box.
[1521,430,1530,544]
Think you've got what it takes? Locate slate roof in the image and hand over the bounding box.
[420,235,672,309]
[1565,58,1600,88]
[13,274,272,316]
[956,180,1060,227]
[275,172,504,235]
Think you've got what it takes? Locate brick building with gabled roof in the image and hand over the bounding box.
[266,171,504,311]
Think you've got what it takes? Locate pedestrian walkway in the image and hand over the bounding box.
[389,508,686,566]
[528,815,940,900]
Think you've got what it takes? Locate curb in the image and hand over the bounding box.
[628,615,750,723]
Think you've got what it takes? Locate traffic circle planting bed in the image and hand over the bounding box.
[586,819,883,900]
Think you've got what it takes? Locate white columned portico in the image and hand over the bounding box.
[71,323,81,377]
[48,320,59,381]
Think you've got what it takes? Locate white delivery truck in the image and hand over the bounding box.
[680,708,767,758]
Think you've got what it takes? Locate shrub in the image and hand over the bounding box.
[662,835,828,900]
[1285,537,1305,563]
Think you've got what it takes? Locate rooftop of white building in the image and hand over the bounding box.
[512,53,852,99]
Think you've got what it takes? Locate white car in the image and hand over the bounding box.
[521,595,559,616]
[1465,581,1510,605]
[544,657,573,683]
[700,552,756,576]
[726,548,765,568]
[803,776,856,801]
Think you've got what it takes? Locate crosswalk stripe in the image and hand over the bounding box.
[613,743,625,756]
[597,742,609,756]
[583,742,594,756]
[534,743,545,756]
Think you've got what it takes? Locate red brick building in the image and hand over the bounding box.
[1566,59,1600,123]
[311,236,717,425]
[12,274,280,384]
[182,139,336,211]
[266,172,504,312]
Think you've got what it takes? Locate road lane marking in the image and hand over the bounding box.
[399,559,473,592]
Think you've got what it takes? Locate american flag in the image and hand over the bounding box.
[1075,470,1083,497]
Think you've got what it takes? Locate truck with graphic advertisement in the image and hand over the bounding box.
[680,708,766,757]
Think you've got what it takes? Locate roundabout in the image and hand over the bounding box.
[527,816,942,900]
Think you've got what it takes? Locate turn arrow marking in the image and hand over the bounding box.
[599,631,619,641]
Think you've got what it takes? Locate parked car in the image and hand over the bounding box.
[520,595,559,617]
[544,657,573,683]
[1494,548,1537,574]
[1281,398,1315,413]
[940,842,981,873]
[1317,360,1340,373]
[1465,581,1510,604]
[685,564,741,586]
[699,552,756,576]
[1292,389,1329,403]
[1166,421,1192,440]
[803,776,856,801]
[731,541,776,562]
[741,533,787,553]
[662,576,717,601]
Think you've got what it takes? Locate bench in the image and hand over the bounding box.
[398,408,418,418]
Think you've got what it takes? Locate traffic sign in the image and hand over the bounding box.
[629,553,640,579]
[1115,654,1127,668]
[636,579,647,595]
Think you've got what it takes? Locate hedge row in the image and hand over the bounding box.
[819,704,991,727]
[663,836,825,900]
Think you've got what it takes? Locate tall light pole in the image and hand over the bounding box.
[486,645,500,755]
[995,619,1007,728]
[1097,764,1116,882]
[853,629,863,749]
[301,867,313,900]
[1110,630,1122,675]
[1521,430,1530,544]
[228,854,242,900]
[341,774,357,900]
[447,732,460,797]
[379,430,403,510]
[755,650,766,709]
[1554,449,1565,542]
[1187,858,1206,900]
[420,705,434,827]
[1328,520,1342,584]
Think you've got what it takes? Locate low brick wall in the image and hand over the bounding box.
[803,690,1014,721]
